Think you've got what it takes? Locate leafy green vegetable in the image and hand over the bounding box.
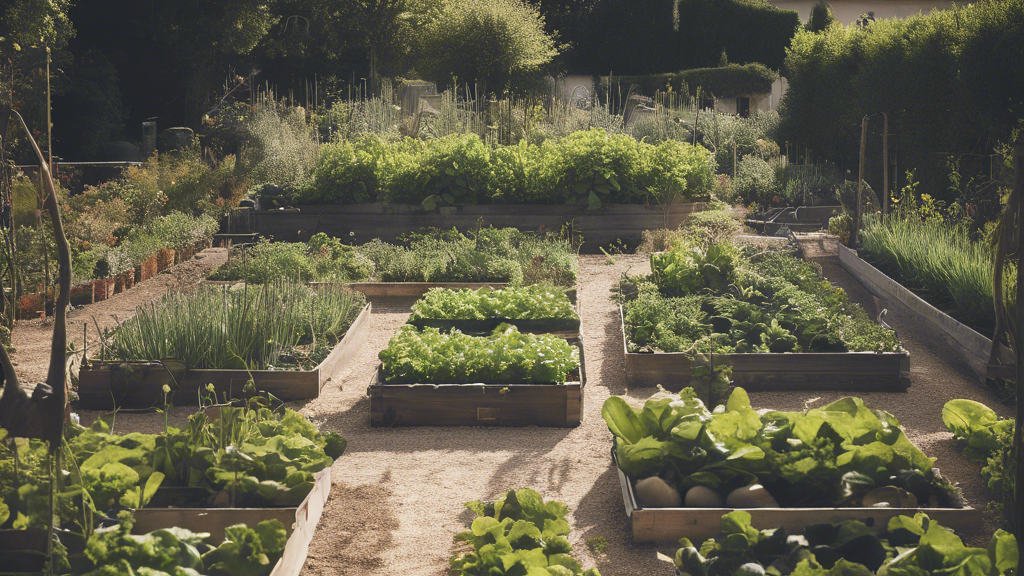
[675,512,1018,576]
[409,286,577,322]
[82,511,287,576]
[603,387,950,508]
[451,489,601,576]
[623,238,901,355]
[379,324,579,384]
[942,399,1015,529]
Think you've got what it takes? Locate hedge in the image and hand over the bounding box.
[778,0,1024,202]
[596,63,779,100]
[293,129,715,208]
[567,0,799,74]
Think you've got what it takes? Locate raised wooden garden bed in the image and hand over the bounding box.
[406,288,580,337]
[620,305,910,399]
[132,468,331,576]
[368,338,586,427]
[77,303,372,409]
[254,202,706,248]
[0,529,49,574]
[838,243,1012,381]
[318,281,509,298]
[613,450,982,543]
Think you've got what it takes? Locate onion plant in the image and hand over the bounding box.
[860,212,1015,336]
[108,282,364,370]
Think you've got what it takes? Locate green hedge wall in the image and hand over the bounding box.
[571,0,799,73]
[596,63,779,100]
[779,0,1024,200]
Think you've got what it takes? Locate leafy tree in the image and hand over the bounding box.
[806,0,835,32]
[412,0,558,92]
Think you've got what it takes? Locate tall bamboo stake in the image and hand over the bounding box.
[855,115,869,245]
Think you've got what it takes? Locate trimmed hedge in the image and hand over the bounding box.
[596,63,778,100]
[566,0,799,74]
[779,0,1024,201]
[294,129,715,207]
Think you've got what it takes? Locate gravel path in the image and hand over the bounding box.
[10,247,228,387]
[41,240,1009,575]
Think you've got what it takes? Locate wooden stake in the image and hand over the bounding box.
[882,113,889,215]
[855,115,869,245]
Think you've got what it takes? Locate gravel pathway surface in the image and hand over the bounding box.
[10,247,227,388]
[28,239,1008,575]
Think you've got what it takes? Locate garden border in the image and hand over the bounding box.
[367,338,586,427]
[132,468,331,576]
[613,449,982,543]
[619,305,910,398]
[76,302,372,409]
[253,202,706,248]
[838,243,1013,382]
[319,281,509,298]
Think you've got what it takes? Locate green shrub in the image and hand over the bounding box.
[296,138,379,204]
[732,155,779,204]
[597,63,779,100]
[413,0,558,90]
[382,133,492,208]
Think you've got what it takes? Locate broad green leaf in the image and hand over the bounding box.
[601,397,647,444]
[422,195,437,212]
[988,529,1017,574]
[587,191,602,211]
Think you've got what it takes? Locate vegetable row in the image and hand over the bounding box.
[622,239,900,355]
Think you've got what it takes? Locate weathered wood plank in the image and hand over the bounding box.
[614,451,980,542]
[838,244,1012,382]
[368,339,586,427]
[133,469,331,576]
[255,202,707,246]
[77,304,372,409]
[619,305,910,398]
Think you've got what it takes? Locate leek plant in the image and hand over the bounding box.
[108,282,364,370]
[859,211,1014,336]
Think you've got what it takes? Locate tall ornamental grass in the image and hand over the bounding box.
[859,212,1015,336]
[109,283,364,370]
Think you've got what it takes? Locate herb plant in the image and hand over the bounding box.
[379,325,579,384]
[409,286,577,321]
[106,283,365,370]
[673,510,1017,576]
[450,488,601,576]
[602,387,951,508]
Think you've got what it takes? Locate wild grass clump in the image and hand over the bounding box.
[108,282,365,370]
[638,203,740,253]
[210,233,374,284]
[859,211,1010,337]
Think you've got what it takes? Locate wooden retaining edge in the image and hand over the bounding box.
[368,338,586,427]
[77,303,372,409]
[315,281,509,298]
[254,202,707,247]
[620,305,910,399]
[613,449,981,543]
[837,244,1012,382]
[133,467,331,576]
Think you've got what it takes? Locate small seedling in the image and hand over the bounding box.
[586,536,608,555]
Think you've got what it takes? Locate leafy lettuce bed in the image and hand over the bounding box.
[621,239,900,355]
[379,325,579,384]
[409,286,577,322]
[673,510,1017,576]
[450,488,601,576]
[942,399,1015,528]
[0,396,345,574]
[603,387,956,509]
